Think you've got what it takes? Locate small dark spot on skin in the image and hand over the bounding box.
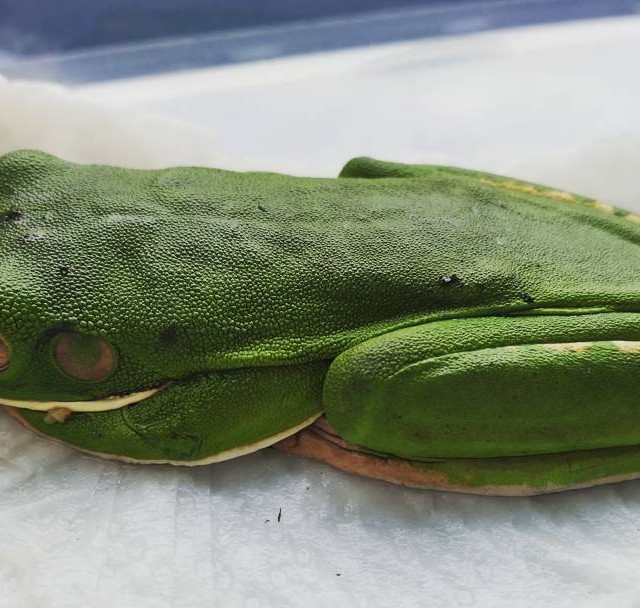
[336,574,341,577]
[439,274,460,286]
[3,210,23,222]
[159,325,179,345]
[520,293,535,304]
[277,508,282,523]
[19,233,44,244]
[257,205,268,212]
[59,267,69,277]
[265,519,270,523]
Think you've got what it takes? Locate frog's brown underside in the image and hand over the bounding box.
[273,417,640,496]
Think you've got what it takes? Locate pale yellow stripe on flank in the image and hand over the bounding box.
[612,341,640,353]
[545,190,575,202]
[542,342,593,353]
[477,177,575,203]
[587,200,616,214]
[624,213,640,225]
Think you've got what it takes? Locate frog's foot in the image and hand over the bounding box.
[275,416,640,496]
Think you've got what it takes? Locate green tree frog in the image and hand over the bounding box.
[1,149,640,495]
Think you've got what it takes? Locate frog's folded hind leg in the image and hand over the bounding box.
[275,312,640,495]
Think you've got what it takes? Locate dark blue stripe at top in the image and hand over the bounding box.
[0,0,638,83]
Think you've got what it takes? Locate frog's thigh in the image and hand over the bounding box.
[8,361,328,464]
[317,314,640,492]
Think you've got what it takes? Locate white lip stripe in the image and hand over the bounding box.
[0,385,164,412]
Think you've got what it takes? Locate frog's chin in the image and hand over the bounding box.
[0,383,167,413]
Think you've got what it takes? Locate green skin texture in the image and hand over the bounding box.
[3,149,640,491]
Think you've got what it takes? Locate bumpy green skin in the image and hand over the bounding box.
[3,150,640,491]
[325,313,640,458]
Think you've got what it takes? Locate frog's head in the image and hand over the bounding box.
[0,149,212,414]
[0,150,320,463]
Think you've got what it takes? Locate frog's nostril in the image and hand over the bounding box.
[0,336,9,370]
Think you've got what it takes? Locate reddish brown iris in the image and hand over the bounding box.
[0,336,9,370]
[53,332,115,382]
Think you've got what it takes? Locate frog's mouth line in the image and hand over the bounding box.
[0,384,167,413]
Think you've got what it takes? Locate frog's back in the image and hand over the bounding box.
[1,150,640,366]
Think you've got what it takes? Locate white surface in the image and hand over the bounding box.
[77,15,640,207]
[2,15,640,608]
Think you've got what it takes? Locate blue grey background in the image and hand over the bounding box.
[1,0,638,55]
[0,0,639,82]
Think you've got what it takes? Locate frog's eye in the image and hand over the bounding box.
[53,332,115,382]
[0,336,10,371]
